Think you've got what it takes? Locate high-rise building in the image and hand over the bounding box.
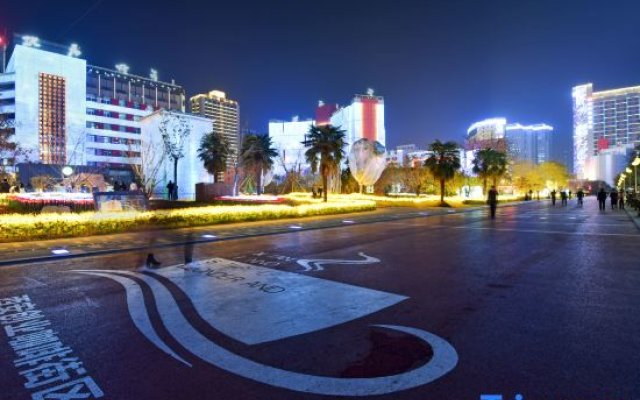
[328,89,386,155]
[190,90,239,181]
[466,118,553,165]
[504,123,553,165]
[0,34,186,181]
[573,83,640,183]
[268,116,314,175]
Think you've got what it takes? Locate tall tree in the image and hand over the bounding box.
[198,131,230,183]
[160,112,191,199]
[241,133,277,195]
[472,148,508,194]
[424,140,461,204]
[304,125,347,202]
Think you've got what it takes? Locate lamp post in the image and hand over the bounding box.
[632,157,640,196]
[0,35,6,74]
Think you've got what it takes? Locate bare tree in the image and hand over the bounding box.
[129,140,165,197]
[160,112,190,198]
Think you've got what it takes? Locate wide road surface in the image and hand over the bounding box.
[0,198,638,400]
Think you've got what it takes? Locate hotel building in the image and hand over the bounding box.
[573,83,640,184]
[0,34,186,182]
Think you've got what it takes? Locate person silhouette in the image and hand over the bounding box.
[487,185,498,219]
[550,189,557,206]
[597,188,607,212]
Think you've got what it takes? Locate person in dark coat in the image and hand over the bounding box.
[487,185,498,219]
[550,189,557,206]
[597,188,607,211]
[619,190,625,209]
[560,190,568,206]
[610,189,618,210]
[576,188,585,207]
[166,181,175,200]
[0,178,11,193]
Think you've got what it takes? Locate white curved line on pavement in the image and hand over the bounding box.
[296,252,381,271]
[99,270,458,396]
[72,271,192,367]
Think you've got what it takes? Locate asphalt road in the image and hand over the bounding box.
[0,198,638,400]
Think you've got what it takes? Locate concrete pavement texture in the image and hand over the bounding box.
[0,197,638,400]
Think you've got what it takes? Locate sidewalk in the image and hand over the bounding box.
[0,201,536,267]
[624,205,640,230]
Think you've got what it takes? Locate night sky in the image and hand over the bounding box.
[4,0,640,166]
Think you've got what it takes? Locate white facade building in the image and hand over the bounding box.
[329,91,385,155]
[573,83,640,183]
[140,110,213,199]
[268,117,314,176]
[0,35,186,182]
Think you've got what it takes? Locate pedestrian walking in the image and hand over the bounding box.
[166,181,175,200]
[610,189,619,210]
[619,191,625,210]
[577,188,585,207]
[568,190,572,199]
[550,189,557,206]
[487,185,498,219]
[560,190,568,206]
[597,188,607,211]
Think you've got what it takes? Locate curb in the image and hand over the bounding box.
[624,207,640,231]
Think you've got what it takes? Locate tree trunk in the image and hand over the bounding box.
[257,167,263,196]
[173,158,178,200]
[323,172,328,202]
[359,184,363,194]
[440,178,445,204]
[483,177,487,195]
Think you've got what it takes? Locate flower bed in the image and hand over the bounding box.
[1,193,95,214]
[0,200,376,242]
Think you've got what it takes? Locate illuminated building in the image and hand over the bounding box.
[466,118,553,165]
[268,116,314,176]
[190,90,240,181]
[140,110,213,199]
[0,34,185,181]
[573,83,640,183]
[328,89,386,155]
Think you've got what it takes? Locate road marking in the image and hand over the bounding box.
[73,269,458,396]
[438,225,640,237]
[296,252,380,271]
[75,271,191,367]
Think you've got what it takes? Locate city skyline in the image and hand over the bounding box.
[4,0,640,166]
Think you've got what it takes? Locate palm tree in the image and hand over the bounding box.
[304,125,347,202]
[240,133,278,195]
[197,131,230,183]
[472,148,508,194]
[424,140,461,204]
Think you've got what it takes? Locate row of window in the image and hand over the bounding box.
[88,148,141,158]
[86,108,142,121]
[87,135,140,146]
[86,121,141,134]
[87,161,137,169]
[86,95,156,111]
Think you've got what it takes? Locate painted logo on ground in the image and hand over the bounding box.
[296,252,381,271]
[71,258,458,396]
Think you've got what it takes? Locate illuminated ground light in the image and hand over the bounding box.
[51,249,70,255]
[418,212,429,216]
[342,220,356,224]
[289,225,303,229]
[447,210,456,213]
[201,234,217,239]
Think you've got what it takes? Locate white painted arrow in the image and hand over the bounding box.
[297,252,380,272]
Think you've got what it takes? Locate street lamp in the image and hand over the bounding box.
[62,166,74,177]
[632,157,640,195]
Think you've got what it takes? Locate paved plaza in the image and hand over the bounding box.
[0,198,638,399]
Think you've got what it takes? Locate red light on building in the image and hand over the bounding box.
[597,137,609,151]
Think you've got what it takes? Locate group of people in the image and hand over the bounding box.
[166,180,178,201]
[549,189,585,207]
[596,188,627,211]
[0,179,33,193]
[112,180,138,192]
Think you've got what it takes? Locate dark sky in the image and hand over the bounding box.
[3,0,640,165]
